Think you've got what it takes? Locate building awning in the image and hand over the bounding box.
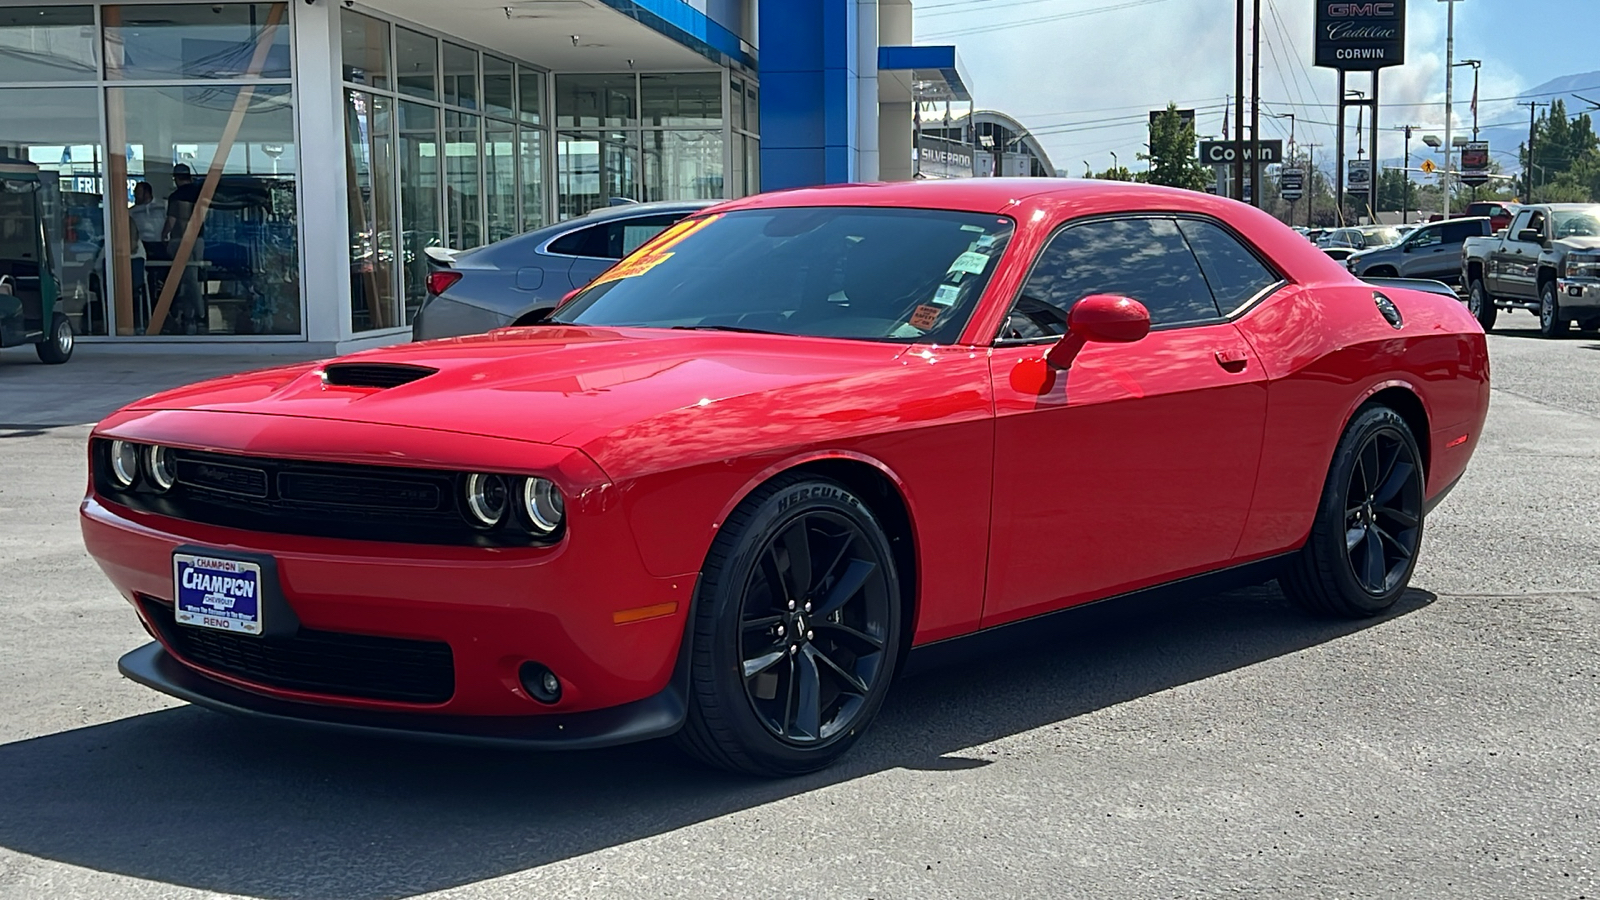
[877,45,971,102]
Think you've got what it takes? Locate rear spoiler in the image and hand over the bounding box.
[423,246,460,267]
[1361,277,1459,299]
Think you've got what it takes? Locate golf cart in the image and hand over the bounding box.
[0,157,74,364]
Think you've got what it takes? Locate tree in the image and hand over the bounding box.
[1520,99,1600,202]
[1087,165,1136,181]
[1140,103,1211,191]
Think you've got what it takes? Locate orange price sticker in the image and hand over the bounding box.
[909,304,942,330]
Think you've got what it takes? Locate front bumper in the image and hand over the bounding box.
[83,489,696,723]
[1556,279,1600,312]
[119,642,685,749]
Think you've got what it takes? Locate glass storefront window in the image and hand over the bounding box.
[730,78,745,133]
[345,90,397,333]
[641,73,721,127]
[518,66,543,125]
[108,84,300,336]
[484,123,517,245]
[104,3,290,81]
[442,42,477,110]
[557,131,637,220]
[339,10,389,90]
[746,83,759,134]
[556,75,636,128]
[397,101,440,324]
[0,6,97,82]
[395,27,437,101]
[642,130,723,202]
[729,133,744,200]
[746,135,760,196]
[444,111,481,250]
[483,55,514,120]
[519,127,544,232]
[0,86,105,336]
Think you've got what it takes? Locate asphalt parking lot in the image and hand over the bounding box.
[0,312,1595,900]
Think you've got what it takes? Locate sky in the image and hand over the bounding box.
[915,0,1600,178]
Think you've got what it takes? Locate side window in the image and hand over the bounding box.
[1175,219,1280,313]
[1507,210,1533,239]
[1440,222,1477,244]
[612,214,688,258]
[547,222,613,258]
[1410,227,1443,248]
[1525,211,1547,240]
[1001,217,1220,341]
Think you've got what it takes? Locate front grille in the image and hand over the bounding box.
[142,598,455,704]
[94,443,542,547]
[322,363,437,388]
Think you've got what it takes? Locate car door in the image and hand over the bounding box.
[1495,209,1545,299]
[1397,225,1446,279]
[1427,221,1481,282]
[984,215,1271,628]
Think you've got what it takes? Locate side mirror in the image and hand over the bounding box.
[1045,294,1151,370]
[1401,244,1412,253]
[1518,228,1543,244]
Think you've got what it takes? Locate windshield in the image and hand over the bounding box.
[1553,207,1600,239]
[1360,226,1402,248]
[550,206,1016,344]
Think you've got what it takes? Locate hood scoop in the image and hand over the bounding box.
[321,363,439,389]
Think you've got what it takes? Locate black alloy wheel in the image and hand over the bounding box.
[1539,281,1569,337]
[677,475,902,777]
[1281,405,1425,618]
[1341,427,1423,596]
[1467,278,1498,331]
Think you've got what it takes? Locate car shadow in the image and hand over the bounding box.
[0,582,1434,900]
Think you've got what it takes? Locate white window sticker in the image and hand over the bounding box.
[949,251,990,275]
[932,284,961,307]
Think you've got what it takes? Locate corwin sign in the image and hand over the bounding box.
[1199,140,1284,166]
[1315,0,1407,71]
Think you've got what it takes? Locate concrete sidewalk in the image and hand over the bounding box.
[0,345,327,428]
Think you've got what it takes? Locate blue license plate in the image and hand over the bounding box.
[173,553,263,636]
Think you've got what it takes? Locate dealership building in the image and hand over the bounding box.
[0,0,1003,353]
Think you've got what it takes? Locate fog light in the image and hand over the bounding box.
[463,473,508,527]
[520,477,565,536]
[146,445,177,492]
[519,662,562,704]
[109,440,140,488]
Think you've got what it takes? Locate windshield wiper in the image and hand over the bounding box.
[670,324,782,335]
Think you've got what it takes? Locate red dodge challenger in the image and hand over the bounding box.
[82,180,1490,776]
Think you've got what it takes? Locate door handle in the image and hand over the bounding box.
[1215,349,1249,373]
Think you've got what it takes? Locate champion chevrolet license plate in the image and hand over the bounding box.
[173,553,263,635]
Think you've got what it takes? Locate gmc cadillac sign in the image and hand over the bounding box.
[1315,1,1407,71]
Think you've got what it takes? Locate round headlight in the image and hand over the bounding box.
[109,440,140,488]
[463,473,509,527]
[522,477,565,535]
[145,445,177,492]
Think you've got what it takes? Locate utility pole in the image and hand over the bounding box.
[1233,0,1246,202]
[1249,0,1262,207]
[1522,101,1548,203]
[1401,125,1416,223]
[1441,0,1460,218]
[1303,143,1320,228]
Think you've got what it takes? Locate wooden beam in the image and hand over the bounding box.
[103,5,135,335]
[145,2,286,336]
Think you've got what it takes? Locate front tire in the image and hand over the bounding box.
[676,475,902,777]
[1539,281,1569,337]
[1467,278,1498,331]
[1281,405,1425,618]
[35,312,73,364]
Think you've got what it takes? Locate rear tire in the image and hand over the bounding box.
[35,312,74,364]
[675,475,902,777]
[1466,278,1498,331]
[1539,281,1569,337]
[1281,405,1425,619]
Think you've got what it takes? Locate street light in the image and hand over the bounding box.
[1439,0,1466,217]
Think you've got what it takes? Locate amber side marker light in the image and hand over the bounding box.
[612,602,679,625]
[1446,434,1470,449]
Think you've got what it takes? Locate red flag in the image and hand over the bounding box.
[1471,80,1479,120]
[1222,96,1230,138]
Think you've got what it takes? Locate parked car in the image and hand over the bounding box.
[83,180,1489,777]
[1319,225,1402,261]
[1345,217,1492,286]
[1461,203,1600,335]
[0,158,74,364]
[411,200,713,341]
[1463,200,1520,233]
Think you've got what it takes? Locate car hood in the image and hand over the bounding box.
[1556,236,1600,253]
[122,326,914,453]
